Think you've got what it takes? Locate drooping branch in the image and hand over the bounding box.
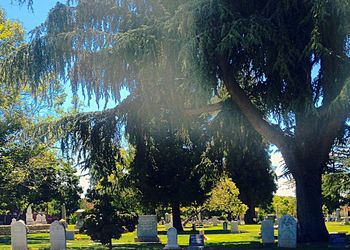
[184,102,223,116]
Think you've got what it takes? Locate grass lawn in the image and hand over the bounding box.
[0,222,348,249]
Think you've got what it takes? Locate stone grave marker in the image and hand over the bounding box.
[329,232,348,248]
[343,206,349,225]
[35,214,42,225]
[278,215,297,248]
[163,227,180,249]
[261,219,274,244]
[223,221,228,231]
[231,221,239,233]
[50,220,66,250]
[135,215,160,242]
[26,205,34,225]
[11,219,27,250]
[212,216,218,226]
[188,234,205,250]
[336,208,341,222]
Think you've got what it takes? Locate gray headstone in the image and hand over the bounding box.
[11,219,27,250]
[223,221,228,231]
[212,216,218,226]
[135,215,159,242]
[278,215,297,248]
[26,205,34,225]
[231,221,239,233]
[66,230,75,240]
[336,208,341,222]
[50,220,66,250]
[62,205,67,221]
[163,227,180,249]
[261,219,274,244]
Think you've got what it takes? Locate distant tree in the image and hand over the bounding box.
[130,110,218,231]
[82,149,138,250]
[82,189,137,250]
[322,173,350,212]
[204,176,247,221]
[272,196,297,218]
[208,107,277,224]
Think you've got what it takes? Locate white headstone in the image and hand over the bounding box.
[231,221,239,233]
[163,227,181,249]
[35,214,42,225]
[11,219,27,250]
[26,205,34,225]
[50,220,66,250]
[261,219,274,244]
[278,215,297,248]
[212,216,218,226]
[135,215,160,242]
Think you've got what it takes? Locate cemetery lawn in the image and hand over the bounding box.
[0,222,349,249]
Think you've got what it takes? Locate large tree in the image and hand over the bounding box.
[4,0,350,242]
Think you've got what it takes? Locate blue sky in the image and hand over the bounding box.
[1,1,295,196]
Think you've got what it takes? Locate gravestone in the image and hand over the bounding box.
[278,215,297,248]
[66,230,75,240]
[329,232,348,248]
[231,221,239,233]
[50,220,66,250]
[11,219,27,250]
[212,216,218,226]
[36,214,46,224]
[188,234,205,250]
[163,227,181,249]
[343,206,349,225]
[165,213,173,230]
[26,205,34,225]
[223,221,228,231]
[261,219,274,244]
[74,209,85,229]
[135,215,160,242]
[336,208,341,222]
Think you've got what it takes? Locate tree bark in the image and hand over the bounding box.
[172,202,183,232]
[244,202,255,224]
[294,170,328,242]
[109,239,112,250]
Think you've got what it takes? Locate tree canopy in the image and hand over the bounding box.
[2,0,350,242]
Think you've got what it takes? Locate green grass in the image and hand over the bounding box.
[0,222,348,249]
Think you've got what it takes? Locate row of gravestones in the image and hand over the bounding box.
[136,214,298,249]
[261,215,297,248]
[11,219,67,250]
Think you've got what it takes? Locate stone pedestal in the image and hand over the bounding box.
[261,219,274,244]
[135,215,160,242]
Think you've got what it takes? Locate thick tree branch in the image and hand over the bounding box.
[223,78,292,151]
[184,102,223,116]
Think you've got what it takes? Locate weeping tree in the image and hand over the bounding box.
[4,0,350,243]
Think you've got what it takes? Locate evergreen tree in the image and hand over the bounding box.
[5,0,350,242]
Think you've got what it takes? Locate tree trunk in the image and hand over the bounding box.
[294,168,328,242]
[172,202,183,232]
[244,202,255,224]
[109,239,112,250]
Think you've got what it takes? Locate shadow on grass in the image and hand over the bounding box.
[158,229,232,235]
[0,235,10,244]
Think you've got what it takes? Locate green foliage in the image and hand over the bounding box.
[322,173,350,212]
[82,191,137,249]
[272,196,297,218]
[204,176,248,220]
[81,151,139,249]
